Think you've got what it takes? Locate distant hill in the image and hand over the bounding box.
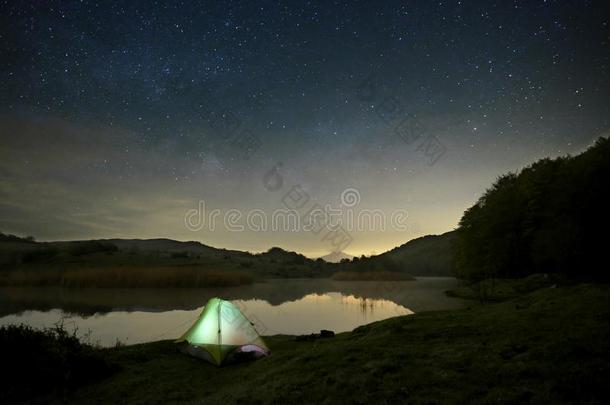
[0,233,36,244]
[95,238,224,255]
[0,232,455,283]
[342,231,455,276]
[380,231,456,276]
[256,246,312,265]
[0,237,333,283]
[0,231,457,277]
[319,251,354,263]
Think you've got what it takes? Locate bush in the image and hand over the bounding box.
[69,241,118,257]
[0,323,115,403]
[21,246,58,263]
[170,251,189,259]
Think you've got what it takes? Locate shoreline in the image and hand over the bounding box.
[41,283,610,403]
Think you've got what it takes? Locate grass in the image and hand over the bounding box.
[331,270,415,281]
[0,267,255,288]
[46,282,610,404]
[445,273,563,302]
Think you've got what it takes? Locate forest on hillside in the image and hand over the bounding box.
[454,138,610,282]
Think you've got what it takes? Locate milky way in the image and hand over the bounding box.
[1,1,608,256]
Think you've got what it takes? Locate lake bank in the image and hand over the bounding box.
[44,283,610,404]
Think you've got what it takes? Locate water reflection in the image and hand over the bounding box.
[0,277,463,316]
[0,278,465,347]
[0,292,413,347]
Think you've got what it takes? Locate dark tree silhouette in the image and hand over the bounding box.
[454,137,610,281]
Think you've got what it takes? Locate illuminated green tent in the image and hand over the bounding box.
[175,298,269,365]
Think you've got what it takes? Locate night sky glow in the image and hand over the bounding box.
[1,1,608,256]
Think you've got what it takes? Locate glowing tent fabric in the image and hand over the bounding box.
[175,298,269,365]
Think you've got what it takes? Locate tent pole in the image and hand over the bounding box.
[217,300,222,348]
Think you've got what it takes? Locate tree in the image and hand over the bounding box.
[453,137,610,281]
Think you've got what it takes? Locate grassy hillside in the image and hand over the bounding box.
[0,236,335,287]
[382,231,455,276]
[23,283,608,404]
[341,231,455,276]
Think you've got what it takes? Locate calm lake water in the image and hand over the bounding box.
[0,277,465,346]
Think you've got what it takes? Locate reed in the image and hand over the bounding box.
[331,270,414,281]
[0,267,254,288]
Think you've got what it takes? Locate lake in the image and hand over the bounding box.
[0,277,465,346]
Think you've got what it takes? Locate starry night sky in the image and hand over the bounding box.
[1,0,609,256]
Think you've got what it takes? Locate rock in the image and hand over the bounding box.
[295,330,334,341]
